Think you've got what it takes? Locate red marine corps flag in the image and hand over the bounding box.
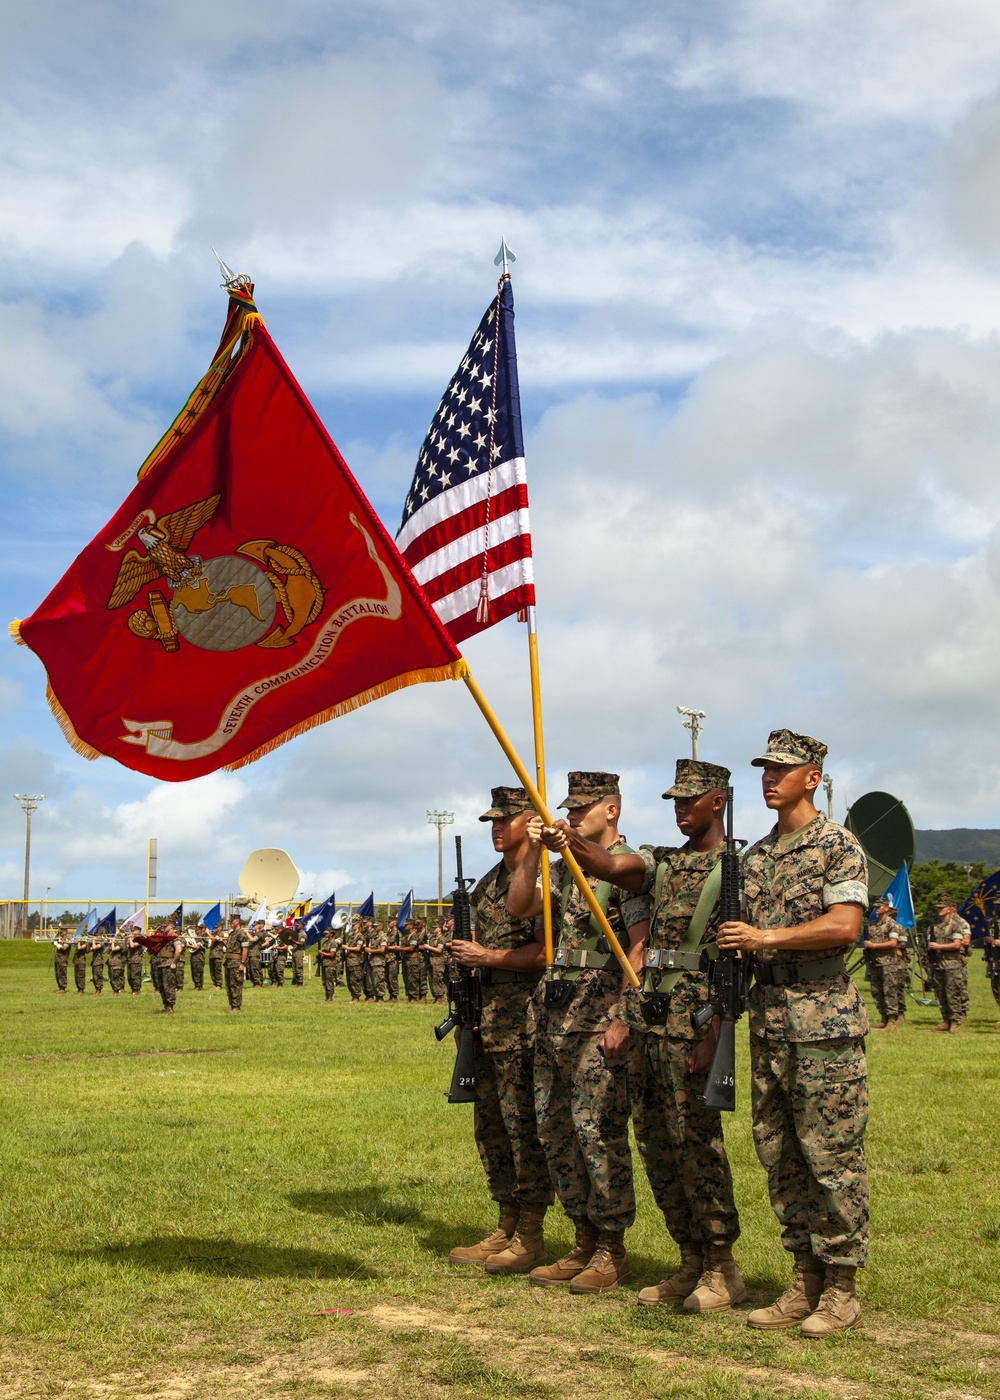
[12,273,466,782]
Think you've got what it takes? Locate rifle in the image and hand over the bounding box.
[692,786,747,1112]
[985,920,1000,995]
[433,836,481,1103]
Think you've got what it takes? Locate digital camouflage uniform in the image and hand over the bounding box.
[384,936,400,1000]
[867,914,907,1022]
[533,836,648,1234]
[469,860,553,1209]
[743,812,870,1267]
[247,929,265,988]
[272,938,288,986]
[400,925,428,1001]
[426,923,449,1002]
[930,912,970,1025]
[107,933,127,994]
[345,922,368,1000]
[290,930,306,986]
[208,933,225,988]
[367,926,389,1000]
[224,925,250,1009]
[73,939,89,992]
[624,838,741,1251]
[127,936,145,993]
[189,934,207,990]
[318,932,339,999]
[155,937,183,1011]
[53,933,71,991]
[90,937,106,994]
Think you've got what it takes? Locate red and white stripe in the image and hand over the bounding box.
[396,455,535,643]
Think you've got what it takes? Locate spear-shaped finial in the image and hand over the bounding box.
[211,246,251,291]
[494,238,516,276]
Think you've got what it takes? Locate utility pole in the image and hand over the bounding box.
[822,773,834,820]
[676,708,705,760]
[13,794,44,937]
[426,810,454,913]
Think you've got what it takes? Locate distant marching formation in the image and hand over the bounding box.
[48,909,454,1013]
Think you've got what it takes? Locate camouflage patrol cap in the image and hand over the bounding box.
[557,771,620,809]
[935,892,957,909]
[750,729,828,770]
[662,759,731,799]
[479,785,532,821]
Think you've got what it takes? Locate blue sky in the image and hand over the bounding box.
[5,0,1000,911]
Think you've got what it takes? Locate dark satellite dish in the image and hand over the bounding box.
[844,791,915,898]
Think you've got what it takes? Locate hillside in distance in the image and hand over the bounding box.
[914,829,1000,866]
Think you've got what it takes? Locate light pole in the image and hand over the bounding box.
[13,794,44,936]
[822,773,834,820]
[426,810,454,914]
[676,708,705,759]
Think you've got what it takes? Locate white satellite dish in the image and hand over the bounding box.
[238,848,300,906]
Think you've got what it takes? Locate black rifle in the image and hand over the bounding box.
[692,786,747,1112]
[985,920,1000,995]
[433,836,481,1103]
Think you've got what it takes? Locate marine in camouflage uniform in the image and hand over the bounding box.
[53,930,71,992]
[367,923,389,1001]
[290,921,307,985]
[384,928,400,1001]
[154,925,183,1012]
[447,788,553,1275]
[272,934,289,986]
[509,771,650,1295]
[344,920,368,1001]
[73,937,89,993]
[90,934,107,994]
[718,730,870,1338]
[247,922,266,988]
[189,930,207,990]
[865,899,907,1028]
[318,928,340,1000]
[107,930,127,995]
[927,896,971,1031]
[223,917,249,1010]
[426,921,449,1003]
[598,760,746,1311]
[208,929,225,989]
[400,920,428,1001]
[127,930,145,993]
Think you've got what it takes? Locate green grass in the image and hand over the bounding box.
[2,939,1000,1399]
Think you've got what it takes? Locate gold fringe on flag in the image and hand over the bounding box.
[44,681,104,762]
[224,658,469,771]
[9,619,24,645]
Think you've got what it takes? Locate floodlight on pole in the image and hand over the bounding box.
[426,809,455,913]
[676,708,705,760]
[822,773,834,820]
[13,794,44,932]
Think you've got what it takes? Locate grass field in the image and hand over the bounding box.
[1,940,999,1400]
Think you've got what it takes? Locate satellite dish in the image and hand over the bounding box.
[238,848,300,906]
[844,792,915,898]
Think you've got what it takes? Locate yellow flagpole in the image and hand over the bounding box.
[526,613,555,968]
[463,670,640,990]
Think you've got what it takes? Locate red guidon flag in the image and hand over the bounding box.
[12,280,466,782]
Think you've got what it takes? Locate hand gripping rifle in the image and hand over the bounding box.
[692,786,748,1112]
[433,836,481,1103]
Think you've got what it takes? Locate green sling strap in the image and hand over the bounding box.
[553,844,635,980]
[642,858,722,996]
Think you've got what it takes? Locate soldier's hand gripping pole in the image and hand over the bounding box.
[462,673,641,991]
[433,835,481,1103]
[692,786,747,1111]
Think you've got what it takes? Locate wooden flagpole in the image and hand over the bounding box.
[463,671,640,990]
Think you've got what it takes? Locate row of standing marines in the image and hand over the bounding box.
[51,916,457,1011]
[435,728,997,1342]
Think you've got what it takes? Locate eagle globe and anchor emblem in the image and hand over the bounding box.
[106,494,324,653]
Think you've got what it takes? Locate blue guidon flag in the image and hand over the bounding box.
[356,892,375,920]
[396,277,534,642]
[396,890,413,932]
[302,893,337,948]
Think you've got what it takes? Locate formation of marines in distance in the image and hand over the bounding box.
[49,912,452,1012]
[43,726,999,1343]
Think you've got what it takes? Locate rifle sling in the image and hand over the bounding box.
[643,859,722,997]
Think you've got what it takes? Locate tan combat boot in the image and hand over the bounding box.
[529,1218,598,1287]
[638,1243,703,1306]
[449,1203,519,1267]
[800,1264,862,1337]
[884,1018,897,1030]
[932,1022,950,1032]
[568,1229,632,1294]
[746,1250,824,1329]
[484,1206,548,1274]
[683,1243,748,1311]
[873,1018,890,1030]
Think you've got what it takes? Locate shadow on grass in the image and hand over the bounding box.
[77,1236,375,1279]
[290,1185,423,1227]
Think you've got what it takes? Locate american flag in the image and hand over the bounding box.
[396,278,534,643]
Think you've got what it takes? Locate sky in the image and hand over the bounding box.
[4,0,1000,913]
